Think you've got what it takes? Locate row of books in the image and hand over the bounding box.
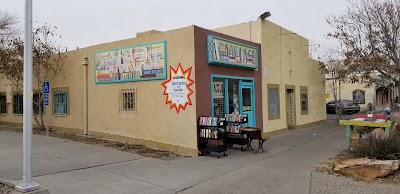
[225,114,247,123]
[199,128,223,139]
[198,117,222,126]
[226,125,241,133]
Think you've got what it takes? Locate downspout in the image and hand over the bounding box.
[81,57,89,135]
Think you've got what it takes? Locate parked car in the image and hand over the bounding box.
[326,100,360,114]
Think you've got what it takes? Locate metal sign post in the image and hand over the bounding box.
[43,81,50,136]
[15,0,40,192]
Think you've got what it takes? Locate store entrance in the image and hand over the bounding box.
[211,76,255,127]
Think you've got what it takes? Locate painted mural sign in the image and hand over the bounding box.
[207,35,258,69]
[95,41,166,84]
[162,64,194,113]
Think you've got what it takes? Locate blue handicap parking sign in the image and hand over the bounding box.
[43,81,50,94]
[44,93,49,106]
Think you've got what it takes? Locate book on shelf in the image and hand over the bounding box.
[199,116,222,126]
[224,114,248,122]
[199,128,223,139]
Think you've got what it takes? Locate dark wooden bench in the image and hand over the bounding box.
[241,127,270,154]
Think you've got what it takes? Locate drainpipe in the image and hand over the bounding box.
[81,57,89,135]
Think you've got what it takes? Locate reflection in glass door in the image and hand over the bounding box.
[241,85,254,127]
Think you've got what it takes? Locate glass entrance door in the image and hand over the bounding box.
[241,84,255,127]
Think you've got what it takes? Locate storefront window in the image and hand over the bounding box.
[213,79,225,118]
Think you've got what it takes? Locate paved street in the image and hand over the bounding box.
[1,121,399,194]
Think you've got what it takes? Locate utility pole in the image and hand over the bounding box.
[15,0,40,192]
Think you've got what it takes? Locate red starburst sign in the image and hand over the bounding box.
[162,63,194,113]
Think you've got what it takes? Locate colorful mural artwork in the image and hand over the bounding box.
[162,63,194,113]
[207,35,258,69]
[95,41,166,84]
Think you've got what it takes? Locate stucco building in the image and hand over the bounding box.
[0,17,326,155]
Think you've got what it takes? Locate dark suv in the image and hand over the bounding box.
[326,100,360,114]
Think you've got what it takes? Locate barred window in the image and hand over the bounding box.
[54,91,67,115]
[120,89,136,114]
[33,93,43,114]
[0,93,6,114]
[13,94,23,114]
[300,86,309,115]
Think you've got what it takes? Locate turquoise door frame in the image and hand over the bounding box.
[210,74,256,126]
[241,83,255,127]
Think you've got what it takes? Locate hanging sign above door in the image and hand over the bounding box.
[207,35,258,69]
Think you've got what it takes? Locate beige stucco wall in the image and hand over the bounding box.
[0,49,84,131]
[214,19,326,133]
[0,26,198,155]
[325,81,375,112]
[85,26,197,154]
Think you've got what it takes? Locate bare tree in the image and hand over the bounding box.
[320,48,350,120]
[0,22,67,130]
[327,0,400,94]
[0,11,19,38]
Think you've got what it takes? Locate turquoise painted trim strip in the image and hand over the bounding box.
[239,80,243,114]
[210,76,215,117]
[346,125,351,146]
[224,79,229,114]
[207,35,259,69]
[94,40,167,85]
[208,35,258,50]
[210,61,258,69]
[210,74,254,81]
[252,83,256,125]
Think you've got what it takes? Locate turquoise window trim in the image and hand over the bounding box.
[224,79,229,114]
[207,35,259,69]
[210,74,255,125]
[94,40,167,85]
[239,80,243,114]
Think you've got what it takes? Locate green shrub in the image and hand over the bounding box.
[352,130,400,160]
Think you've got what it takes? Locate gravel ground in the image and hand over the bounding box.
[0,183,12,194]
[0,126,189,161]
[311,172,400,194]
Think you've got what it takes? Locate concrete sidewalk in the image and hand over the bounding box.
[1,122,399,194]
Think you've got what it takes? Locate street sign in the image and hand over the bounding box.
[44,93,49,106]
[43,81,50,94]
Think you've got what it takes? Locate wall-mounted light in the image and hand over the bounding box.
[259,11,271,19]
[81,57,89,66]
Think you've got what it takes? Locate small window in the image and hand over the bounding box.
[300,86,308,115]
[120,89,136,114]
[0,93,6,114]
[53,91,68,115]
[33,93,43,114]
[353,89,365,104]
[13,94,23,114]
[268,84,280,120]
